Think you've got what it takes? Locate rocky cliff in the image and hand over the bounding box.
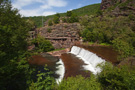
[37,23,81,49]
[101,0,127,10]
[101,0,135,16]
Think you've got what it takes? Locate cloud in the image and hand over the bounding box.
[43,11,56,16]
[40,0,67,9]
[12,0,67,16]
[19,8,56,17]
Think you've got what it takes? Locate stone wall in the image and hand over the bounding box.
[38,23,81,49]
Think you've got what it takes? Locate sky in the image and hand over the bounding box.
[11,0,101,17]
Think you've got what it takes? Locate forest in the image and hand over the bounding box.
[0,0,135,90]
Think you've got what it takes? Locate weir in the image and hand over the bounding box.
[55,59,65,84]
[70,46,105,74]
[56,46,106,83]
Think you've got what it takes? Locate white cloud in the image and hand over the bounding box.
[19,9,41,17]
[19,8,56,17]
[43,11,56,16]
[12,0,67,16]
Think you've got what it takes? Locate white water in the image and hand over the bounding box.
[70,46,105,75]
[55,59,65,84]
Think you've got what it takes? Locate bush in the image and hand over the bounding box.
[32,35,54,52]
[47,28,52,33]
[66,11,72,17]
[57,75,102,90]
[29,65,55,90]
[112,38,134,60]
[48,20,53,26]
[69,14,79,23]
[98,63,135,90]
[53,14,60,24]
[62,17,67,23]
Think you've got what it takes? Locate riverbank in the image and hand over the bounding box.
[47,48,70,57]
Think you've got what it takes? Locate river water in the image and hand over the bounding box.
[29,45,119,83]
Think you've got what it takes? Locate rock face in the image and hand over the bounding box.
[101,0,135,16]
[101,0,127,10]
[38,23,81,49]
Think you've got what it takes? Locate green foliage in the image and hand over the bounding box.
[68,14,79,23]
[80,16,135,58]
[55,13,60,18]
[32,35,54,52]
[47,28,52,33]
[0,0,31,66]
[66,11,72,17]
[24,3,100,27]
[0,0,37,89]
[53,16,60,24]
[48,20,53,26]
[29,65,55,90]
[128,13,135,21]
[57,75,102,90]
[24,16,46,28]
[96,10,103,16]
[62,17,67,23]
[112,38,134,60]
[56,63,135,90]
[98,63,135,90]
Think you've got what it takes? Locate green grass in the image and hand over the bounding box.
[82,42,111,46]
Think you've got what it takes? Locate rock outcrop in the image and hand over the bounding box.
[101,0,135,16]
[101,0,127,10]
[37,23,81,49]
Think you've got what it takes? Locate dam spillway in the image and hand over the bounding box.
[30,46,118,84]
[70,46,105,74]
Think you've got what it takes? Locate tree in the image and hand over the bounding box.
[53,16,60,24]
[0,0,35,89]
[32,35,54,52]
[69,14,79,23]
[66,11,72,17]
[48,20,53,26]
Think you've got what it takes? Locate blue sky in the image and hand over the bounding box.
[11,0,101,17]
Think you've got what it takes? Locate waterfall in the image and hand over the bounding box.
[55,59,65,84]
[70,46,105,74]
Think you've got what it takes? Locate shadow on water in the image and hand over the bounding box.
[29,53,60,80]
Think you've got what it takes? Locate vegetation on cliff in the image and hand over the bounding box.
[24,3,100,28]
[80,0,135,60]
[32,35,54,52]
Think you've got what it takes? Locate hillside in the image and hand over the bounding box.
[24,3,100,28]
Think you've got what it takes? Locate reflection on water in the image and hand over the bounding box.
[61,53,91,78]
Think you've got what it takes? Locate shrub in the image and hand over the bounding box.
[112,38,134,60]
[66,11,72,17]
[62,17,67,23]
[47,28,52,33]
[32,35,54,52]
[53,16,60,24]
[29,65,55,90]
[98,63,135,90]
[57,75,102,90]
[48,20,53,26]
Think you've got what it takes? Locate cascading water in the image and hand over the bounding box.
[55,59,65,84]
[70,46,105,75]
